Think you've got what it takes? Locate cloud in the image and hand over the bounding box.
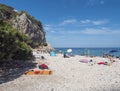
[44,19,78,33]
[92,19,108,25]
[80,19,91,24]
[81,28,108,34]
[80,19,108,25]
[44,22,120,36]
[44,24,52,31]
[60,19,77,26]
[81,28,120,35]
[87,0,105,6]
[44,18,120,36]
[44,24,67,34]
[44,24,59,34]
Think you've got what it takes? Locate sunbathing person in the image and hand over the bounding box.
[63,53,69,58]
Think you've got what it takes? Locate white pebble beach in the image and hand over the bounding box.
[0,54,120,91]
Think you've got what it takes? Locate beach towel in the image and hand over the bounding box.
[25,70,53,75]
[97,61,105,65]
[79,59,89,63]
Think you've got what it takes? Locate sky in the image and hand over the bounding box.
[0,0,120,48]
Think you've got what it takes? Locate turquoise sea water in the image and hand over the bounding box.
[54,48,120,57]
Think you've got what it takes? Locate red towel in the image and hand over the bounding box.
[97,61,105,64]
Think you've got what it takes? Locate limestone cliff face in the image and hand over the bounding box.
[12,12,46,47]
[0,4,46,48]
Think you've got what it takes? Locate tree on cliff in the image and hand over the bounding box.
[0,19,33,61]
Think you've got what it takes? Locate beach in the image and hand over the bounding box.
[0,53,120,91]
[1,1,120,91]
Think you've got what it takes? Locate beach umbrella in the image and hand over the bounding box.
[67,49,72,53]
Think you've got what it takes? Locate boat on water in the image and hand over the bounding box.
[109,50,118,53]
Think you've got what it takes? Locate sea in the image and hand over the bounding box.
[54,47,120,57]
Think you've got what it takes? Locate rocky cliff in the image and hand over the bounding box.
[0,4,46,48]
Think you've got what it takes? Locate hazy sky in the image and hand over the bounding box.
[1,0,120,47]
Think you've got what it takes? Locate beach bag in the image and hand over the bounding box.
[39,64,48,69]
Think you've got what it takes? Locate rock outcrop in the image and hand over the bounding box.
[0,4,46,48]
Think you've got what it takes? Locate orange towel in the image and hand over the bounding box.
[25,70,53,75]
[25,71,34,75]
[34,70,42,75]
[42,70,52,75]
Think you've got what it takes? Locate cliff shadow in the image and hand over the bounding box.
[0,59,37,84]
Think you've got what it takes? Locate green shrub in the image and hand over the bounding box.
[12,42,32,60]
[0,20,33,61]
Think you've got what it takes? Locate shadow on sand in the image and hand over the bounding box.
[0,59,37,84]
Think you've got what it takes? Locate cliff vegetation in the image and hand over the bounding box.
[0,4,46,48]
